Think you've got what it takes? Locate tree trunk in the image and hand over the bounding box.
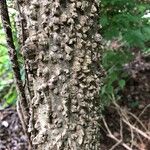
[17,0,103,149]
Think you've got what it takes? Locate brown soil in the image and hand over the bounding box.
[0,108,28,150]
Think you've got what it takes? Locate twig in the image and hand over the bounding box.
[129,118,134,149]
[16,0,26,45]
[128,111,148,132]
[138,104,150,119]
[15,0,32,99]
[120,118,123,139]
[109,141,122,150]
[113,101,150,140]
[0,0,28,112]
[102,117,133,150]
[118,107,135,149]
[16,100,32,149]
[109,119,123,150]
[123,119,150,140]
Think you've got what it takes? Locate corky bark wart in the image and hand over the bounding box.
[17,0,103,149]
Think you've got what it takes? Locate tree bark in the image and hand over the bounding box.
[17,0,103,149]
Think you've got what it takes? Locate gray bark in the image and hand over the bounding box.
[17,0,103,149]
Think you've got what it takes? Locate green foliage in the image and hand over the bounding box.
[100,49,133,106]
[0,6,17,109]
[100,0,150,107]
[0,39,17,109]
[100,0,150,50]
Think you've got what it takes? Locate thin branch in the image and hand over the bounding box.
[16,0,26,45]
[120,119,123,139]
[102,117,133,150]
[113,101,150,140]
[138,104,150,119]
[0,0,31,148]
[123,119,150,140]
[128,111,148,132]
[0,0,28,111]
[109,140,122,150]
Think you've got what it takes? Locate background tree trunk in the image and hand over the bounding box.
[17,0,103,149]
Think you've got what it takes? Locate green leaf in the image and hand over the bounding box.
[101,85,107,95]
[119,79,126,89]
[100,15,109,27]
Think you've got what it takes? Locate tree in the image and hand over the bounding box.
[1,0,103,149]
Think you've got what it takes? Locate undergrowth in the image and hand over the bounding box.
[100,0,150,107]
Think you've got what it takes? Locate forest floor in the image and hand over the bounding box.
[100,97,150,150]
[100,54,150,150]
[0,107,28,150]
[0,54,149,150]
[0,100,149,150]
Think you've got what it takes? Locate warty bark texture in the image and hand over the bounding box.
[17,0,103,149]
